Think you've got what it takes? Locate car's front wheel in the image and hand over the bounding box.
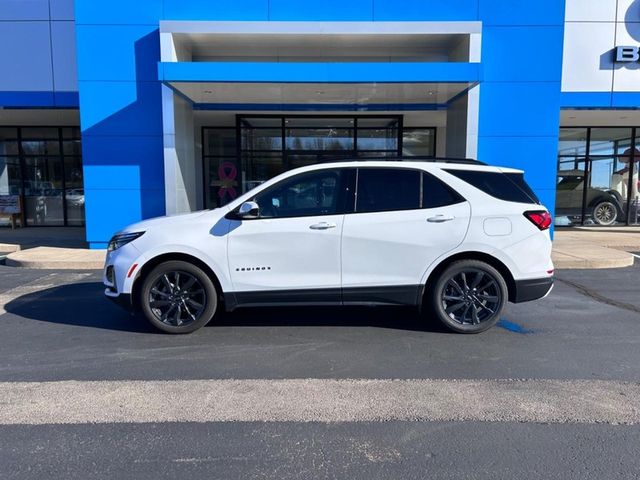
[592,200,618,226]
[139,260,218,333]
[429,260,507,334]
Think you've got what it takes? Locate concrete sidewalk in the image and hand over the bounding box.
[552,227,639,269]
[1,226,638,270]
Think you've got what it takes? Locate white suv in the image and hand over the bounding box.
[104,159,554,334]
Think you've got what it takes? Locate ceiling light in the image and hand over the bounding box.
[203,90,213,94]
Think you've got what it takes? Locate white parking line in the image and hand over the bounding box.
[1,378,639,425]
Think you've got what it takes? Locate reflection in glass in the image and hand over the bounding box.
[402,128,436,156]
[357,128,398,150]
[558,128,587,156]
[241,153,284,192]
[0,128,18,156]
[554,158,586,226]
[23,156,64,226]
[587,157,625,226]
[241,128,282,151]
[0,156,21,196]
[589,128,632,156]
[204,128,236,156]
[286,128,354,150]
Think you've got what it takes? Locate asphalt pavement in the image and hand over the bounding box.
[1,263,639,479]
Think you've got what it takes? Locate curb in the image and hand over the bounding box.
[5,247,106,270]
[0,243,21,253]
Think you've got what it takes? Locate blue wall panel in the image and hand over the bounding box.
[373,0,478,21]
[76,26,159,82]
[163,0,269,20]
[76,0,165,246]
[478,0,565,26]
[81,136,165,190]
[0,0,49,20]
[481,26,564,82]
[269,0,373,20]
[51,21,78,91]
[78,81,162,135]
[50,0,75,20]
[75,0,161,25]
[0,22,53,91]
[84,188,165,248]
[478,82,561,137]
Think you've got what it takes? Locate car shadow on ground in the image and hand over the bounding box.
[3,281,451,334]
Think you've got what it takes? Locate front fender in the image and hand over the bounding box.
[121,244,231,296]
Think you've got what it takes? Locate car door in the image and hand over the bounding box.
[341,167,471,305]
[227,168,353,304]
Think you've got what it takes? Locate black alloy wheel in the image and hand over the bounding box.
[140,260,218,333]
[430,260,507,333]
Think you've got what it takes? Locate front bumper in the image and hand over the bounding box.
[105,291,133,310]
[513,277,554,303]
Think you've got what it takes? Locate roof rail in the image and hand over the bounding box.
[318,155,486,166]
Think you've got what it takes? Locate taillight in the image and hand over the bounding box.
[524,210,552,230]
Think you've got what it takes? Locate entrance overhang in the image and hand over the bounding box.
[158,20,481,109]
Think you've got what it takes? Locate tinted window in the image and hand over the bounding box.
[445,169,539,204]
[356,168,420,213]
[253,169,344,218]
[422,172,465,208]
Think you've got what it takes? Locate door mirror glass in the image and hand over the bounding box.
[238,201,260,219]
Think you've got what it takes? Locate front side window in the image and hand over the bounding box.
[253,169,346,218]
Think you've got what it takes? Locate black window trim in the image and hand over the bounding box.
[226,165,466,220]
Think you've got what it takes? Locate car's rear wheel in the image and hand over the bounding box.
[429,260,507,333]
[140,260,217,333]
[592,201,617,226]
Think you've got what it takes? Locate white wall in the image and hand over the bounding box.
[163,86,199,214]
[563,0,640,92]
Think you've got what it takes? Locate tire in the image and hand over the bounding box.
[139,260,218,334]
[428,260,508,334]
[592,201,618,226]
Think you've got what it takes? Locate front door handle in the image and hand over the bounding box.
[309,222,337,230]
[427,215,455,223]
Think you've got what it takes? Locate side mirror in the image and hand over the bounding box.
[238,201,260,219]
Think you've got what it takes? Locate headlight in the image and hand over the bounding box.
[107,232,144,252]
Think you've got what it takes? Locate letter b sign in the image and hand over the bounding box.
[616,46,640,62]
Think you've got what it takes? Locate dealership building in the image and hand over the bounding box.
[0,0,639,247]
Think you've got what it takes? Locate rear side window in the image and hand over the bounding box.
[422,172,465,208]
[444,169,540,204]
[356,168,420,213]
[355,168,465,213]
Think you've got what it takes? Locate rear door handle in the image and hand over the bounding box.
[427,215,455,223]
[309,222,337,230]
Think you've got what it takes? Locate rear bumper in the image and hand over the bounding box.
[513,277,554,303]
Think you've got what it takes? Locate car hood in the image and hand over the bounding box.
[118,210,213,234]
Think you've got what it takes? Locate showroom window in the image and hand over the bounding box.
[556,127,639,226]
[203,116,436,209]
[0,127,83,226]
